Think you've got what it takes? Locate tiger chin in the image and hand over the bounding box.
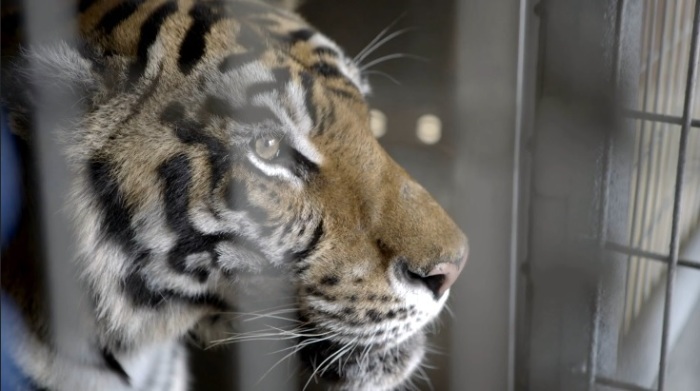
[1,0,468,390]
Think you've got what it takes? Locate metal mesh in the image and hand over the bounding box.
[595,0,700,390]
[622,0,700,334]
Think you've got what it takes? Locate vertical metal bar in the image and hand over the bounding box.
[657,0,700,389]
[22,0,91,361]
[509,0,530,389]
[587,0,626,388]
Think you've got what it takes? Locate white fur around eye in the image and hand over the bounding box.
[246,151,301,185]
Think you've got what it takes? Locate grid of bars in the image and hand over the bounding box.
[622,0,700,334]
[593,0,700,390]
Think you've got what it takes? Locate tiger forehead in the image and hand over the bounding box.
[77,0,366,93]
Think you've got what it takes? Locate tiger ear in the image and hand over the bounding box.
[1,41,103,136]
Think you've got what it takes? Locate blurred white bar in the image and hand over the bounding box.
[23,0,94,361]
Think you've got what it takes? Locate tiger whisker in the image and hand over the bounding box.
[360,53,429,71]
[358,342,373,370]
[337,339,361,377]
[415,364,434,391]
[356,27,415,65]
[353,12,408,63]
[303,338,357,391]
[214,302,298,316]
[241,309,301,323]
[262,324,334,339]
[423,343,444,356]
[219,326,315,339]
[317,340,355,377]
[257,333,339,384]
[267,333,336,356]
[217,310,301,323]
[363,70,402,86]
[209,326,321,346]
[443,302,455,318]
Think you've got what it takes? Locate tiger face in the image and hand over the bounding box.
[3,1,467,390]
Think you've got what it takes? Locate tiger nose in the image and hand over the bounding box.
[425,259,466,297]
[399,254,467,299]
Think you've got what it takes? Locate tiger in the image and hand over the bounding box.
[0,0,468,390]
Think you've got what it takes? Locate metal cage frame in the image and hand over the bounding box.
[589,0,700,390]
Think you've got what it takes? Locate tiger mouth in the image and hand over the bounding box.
[296,323,426,391]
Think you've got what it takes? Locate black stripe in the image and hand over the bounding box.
[78,0,98,12]
[244,67,291,100]
[216,25,265,72]
[161,101,232,191]
[101,349,130,385]
[123,62,164,122]
[159,153,237,281]
[123,267,229,310]
[291,220,324,262]
[289,148,320,179]
[328,87,359,101]
[314,47,339,57]
[128,1,178,81]
[204,95,237,118]
[96,0,145,35]
[299,71,318,127]
[74,40,107,74]
[230,104,281,126]
[289,28,315,43]
[159,154,194,231]
[88,158,138,251]
[178,3,223,75]
[312,62,342,78]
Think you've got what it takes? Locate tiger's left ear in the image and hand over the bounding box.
[1,41,103,136]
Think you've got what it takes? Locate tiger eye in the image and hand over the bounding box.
[254,137,281,160]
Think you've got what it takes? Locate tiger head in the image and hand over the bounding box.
[3,1,467,390]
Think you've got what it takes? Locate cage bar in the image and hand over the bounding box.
[656,0,700,389]
[623,109,700,127]
[586,0,628,388]
[606,241,700,270]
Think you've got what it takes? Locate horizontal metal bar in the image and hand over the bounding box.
[605,241,700,270]
[623,109,700,127]
[596,376,655,391]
